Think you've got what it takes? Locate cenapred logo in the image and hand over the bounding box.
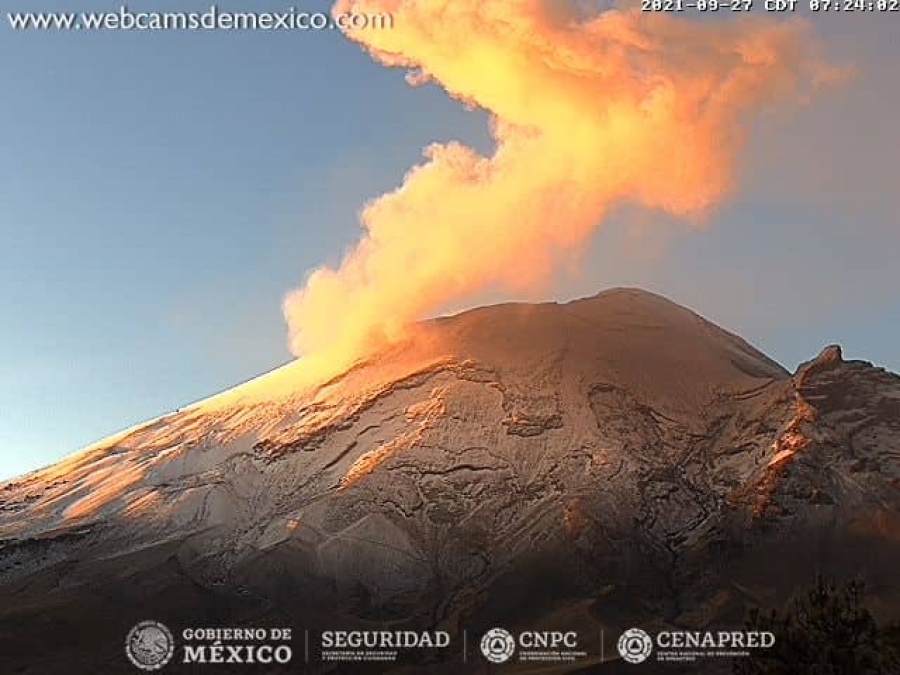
[617,627,653,664]
[126,620,175,671]
[480,627,516,664]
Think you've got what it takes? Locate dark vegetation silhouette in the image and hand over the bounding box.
[734,576,900,674]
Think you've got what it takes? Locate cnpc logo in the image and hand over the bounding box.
[480,627,579,664]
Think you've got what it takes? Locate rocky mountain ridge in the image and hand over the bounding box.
[1,288,898,673]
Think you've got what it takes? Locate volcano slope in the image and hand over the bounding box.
[1,288,899,673]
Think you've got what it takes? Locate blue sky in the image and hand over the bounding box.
[1,2,897,479]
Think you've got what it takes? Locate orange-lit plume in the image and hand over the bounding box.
[283,0,838,365]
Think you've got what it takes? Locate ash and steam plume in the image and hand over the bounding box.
[283,0,839,365]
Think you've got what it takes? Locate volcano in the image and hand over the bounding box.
[1,288,899,673]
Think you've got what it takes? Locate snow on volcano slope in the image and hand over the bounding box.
[0,288,898,674]
[0,288,785,541]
